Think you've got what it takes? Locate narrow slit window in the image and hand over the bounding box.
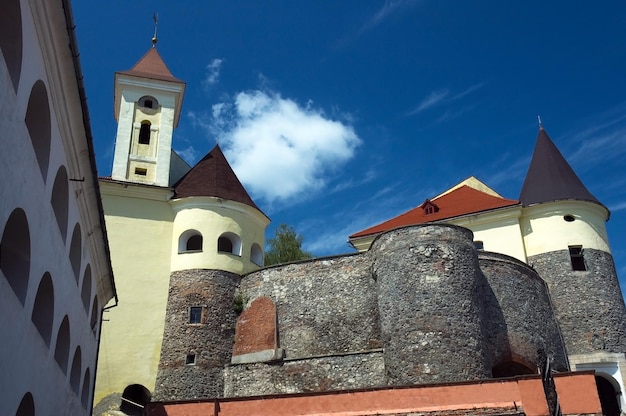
[569,246,586,271]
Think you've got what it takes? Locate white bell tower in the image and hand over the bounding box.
[111,45,185,187]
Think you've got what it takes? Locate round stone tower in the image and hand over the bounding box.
[371,224,490,385]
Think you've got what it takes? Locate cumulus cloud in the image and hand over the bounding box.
[202,58,223,87]
[211,90,361,204]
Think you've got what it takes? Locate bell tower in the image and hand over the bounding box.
[111,44,185,186]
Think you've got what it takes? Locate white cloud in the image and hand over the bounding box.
[212,90,361,204]
[202,58,223,87]
[362,0,421,33]
[407,82,486,116]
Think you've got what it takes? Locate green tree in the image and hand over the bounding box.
[264,224,312,266]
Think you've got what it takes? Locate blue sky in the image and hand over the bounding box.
[73,1,626,286]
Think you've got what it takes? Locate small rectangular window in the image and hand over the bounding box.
[189,306,202,324]
[134,167,147,176]
[569,246,586,271]
[474,241,484,250]
[185,354,196,365]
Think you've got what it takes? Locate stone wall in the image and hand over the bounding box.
[529,248,626,356]
[479,251,568,372]
[371,225,490,385]
[154,269,240,401]
[224,351,385,397]
[238,253,382,359]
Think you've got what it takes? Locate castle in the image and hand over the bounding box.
[93,43,626,415]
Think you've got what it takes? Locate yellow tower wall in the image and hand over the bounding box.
[94,181,174,406]
[170,197,269,275]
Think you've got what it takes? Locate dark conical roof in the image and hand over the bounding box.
[519,127,601,206]
[174,145,263,213]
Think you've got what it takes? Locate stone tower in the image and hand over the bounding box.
[153,145,270,400]
[519,126,626,405]
[111,46,185,186]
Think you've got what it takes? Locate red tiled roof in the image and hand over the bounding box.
[350,185,519,238]
[174,145,264,214]
[117,47,182,83]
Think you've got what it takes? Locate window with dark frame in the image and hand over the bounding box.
[569,245,586,271]
[185,354,196,365]
[186,234,202,251]
[189,306,202,324]
[138,122,151,145]
[474,241,484,250]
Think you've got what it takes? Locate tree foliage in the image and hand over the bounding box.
[264,224,312,266]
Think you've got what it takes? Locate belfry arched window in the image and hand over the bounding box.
[138,122,151,145]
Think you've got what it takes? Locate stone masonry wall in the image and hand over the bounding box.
[154,269,240,401]
[371,225,491,385]
[238,253,382,359]
[478,252,568,372]
[224,351,385,397]
[529,249,626,356]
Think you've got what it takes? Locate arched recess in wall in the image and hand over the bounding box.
[54,315,70,374]
[51,166,69,242]
[80,265,92,313]
[121,384,151,416]
[25,80,52,181]
[178,229,203,253]
[15,392,35,416]
[138,121,151,145]
[0,0,22,92]
[138,95,158,109]
[1,208,30,304]
[69,346,82,394]
[250,243,263,266]
[80,368,91,408]
[31,272,54,347]
[596,375,621,416]
[491,360,536,378]
[90,296,99,335]
[69,224,81,283]
[218,232,241,256]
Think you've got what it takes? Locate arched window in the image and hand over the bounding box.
[138,95,158,109]
[178,230,203,253]
[81,266,92,314]
[25,81,51,181]
[250,243,263,266]
[81,368,91,408]
[69,346,82,394]
[69,224,81,283]
[54,316,70,374]
[51,166,69,241]
[138,122,151,145]
[15,392,35,416]
[596,375,621,416]
[1,208,30,304]
[31,273,54,346]
[90,296,99,335]
[218,232,241,256]
[121,384,151,416]
[0,0,22,92]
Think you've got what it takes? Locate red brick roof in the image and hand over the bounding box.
[117,47,183,83]
[350,185,519,238]
[173,145,263,214]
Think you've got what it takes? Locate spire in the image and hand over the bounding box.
[117,47,182,83]
[152,13,158,47]
[519,127,601,207]
[174,145,263,213]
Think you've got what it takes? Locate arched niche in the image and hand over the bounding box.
[31,272,54,346]
[121,384,151,416]
[80,368,91,408]
[51,166,69,241]
[15,392,35,416]
[218,232,242,256]
[54,315,70,374]
[90,296,99,335]
[250,243,263,266]
[80,265,92,313]
[178,229,203,253]
[69,346,82,394]
[0,0,22,92]
[25,80,51,181]
[1,208,31,304]
[69,224,81,283]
